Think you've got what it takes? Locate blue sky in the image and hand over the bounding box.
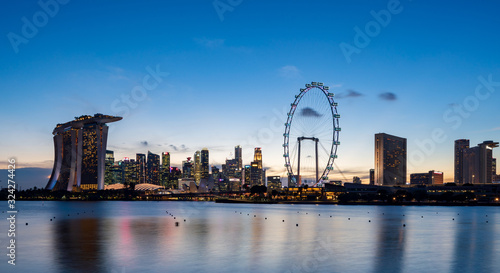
[1,0,499,188]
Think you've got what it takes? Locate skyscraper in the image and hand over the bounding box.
[136,153,146,184]
[147,151,160,185]
[374,133,407,186]
[235,145,242,170]
[463,141,499,184]
[193,150,201,185]
[45,114,122,191]
[201,148,209,180]
[369,169,375,185]
[454,139,470,184]
[250,147,263,186]
[105,150,115,185]
[162,152,170,170]
[182,157,193,178]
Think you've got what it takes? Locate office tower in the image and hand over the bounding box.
[374,133,407,186]
[147,151,160,185]
[121,157,138,187]
[136,153,146,184]
[224,158,238,178]
[193,150,201,185]
[267,176,282,191]
[463,141,499,184]
[250,161,261,186]
[162,152,170,170]
[45,114,122,191]
[454,139,470,184]
[105,150,115,185]
[235,145,242,170]
[244,165,251,185]
[251,148,263,186]
[182,157,193,178]
[201,148,209,180]
[369,169,375,185]
[410,171,443,185]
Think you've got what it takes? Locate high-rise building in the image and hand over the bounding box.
[369,169,375,185]
[251,148,263,186]
[250,161,261,186]
[136,153,146,184]
[162,152,170,170]
[223,158,238,178]
[147,151,160,185]
[121,157,138,187]
[454,139,470,184]
[463,141,499,184]
[201,148,209,180]
[193,150,201,185]
[493,158,497,178]
[410,171,443,185]
[182,157,193,178]
[235,145,242,170]
[374,133,407,186]
[46,114,122,191]
[105,150,115,185]
[243,165,251,185]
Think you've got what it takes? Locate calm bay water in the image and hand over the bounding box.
[1,201,499,273]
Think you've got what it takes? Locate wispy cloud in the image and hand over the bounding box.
[278,65,300,79]
[379,92,397,101]
[336,89,364,99]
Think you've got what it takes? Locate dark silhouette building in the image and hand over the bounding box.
[454,139,470,184]
[147,151,160,185]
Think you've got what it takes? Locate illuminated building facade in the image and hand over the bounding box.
[162,152,170,170]
[454,139,470,184]
[374,133,407,186]
[136,153,146,184]
[182,158,193,178]
[193,150,201,185]
[147,151,160,185]
[251,148,263,186]
[267,176,282,191]
[410,171,443,185]
[105,150,115,185]
[45,114,122,191]
[369,169,375,185]
[201,148,209,180]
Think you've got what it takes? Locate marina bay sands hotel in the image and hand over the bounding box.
[45,114,122,191]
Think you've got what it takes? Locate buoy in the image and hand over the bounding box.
[26,223,28,225]
[369,220,371,222]
[184,219,186,222]
[453,218,455,221]
[50,219,52,221]
[403,224,406,227]
[254,215,256,217]
[296,224,298,226]
[421,216,423,218]
[174,217,176,219]
[175,222,179,226]
[486,221,488,223]
[319,214,320,216]
[330,216,332,218]
[348,218,350,220]
[282,220,285,222]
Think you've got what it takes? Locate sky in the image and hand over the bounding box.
[1,0,500,189]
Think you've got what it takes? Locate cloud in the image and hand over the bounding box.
[194,38,225,48]
[336,89,364,99]
[169,144,188,152]
[379,92,397,101]
[278,65,300,79]
[300,107,322,117]
[140,141,149,146]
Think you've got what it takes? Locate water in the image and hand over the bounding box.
[1,201,499,273]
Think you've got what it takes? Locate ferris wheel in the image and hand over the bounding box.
[283,81,340,186]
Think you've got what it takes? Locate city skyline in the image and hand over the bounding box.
[2,1,500,189]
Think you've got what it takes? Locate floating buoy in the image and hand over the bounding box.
[26,223,28,225]
[175,222,179,226]
[265,218,267,220]
[369,220,371,222]
[403,224,406,227]
[50,219,52,221]
[184,219,186,222]
[296,224,298,226]
[421,216,423,218]
[282,220,285,222]
[348,218,350,220]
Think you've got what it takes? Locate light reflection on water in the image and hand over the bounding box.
[1,202,499,273]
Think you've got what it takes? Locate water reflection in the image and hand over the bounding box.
[373,211,406,273]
